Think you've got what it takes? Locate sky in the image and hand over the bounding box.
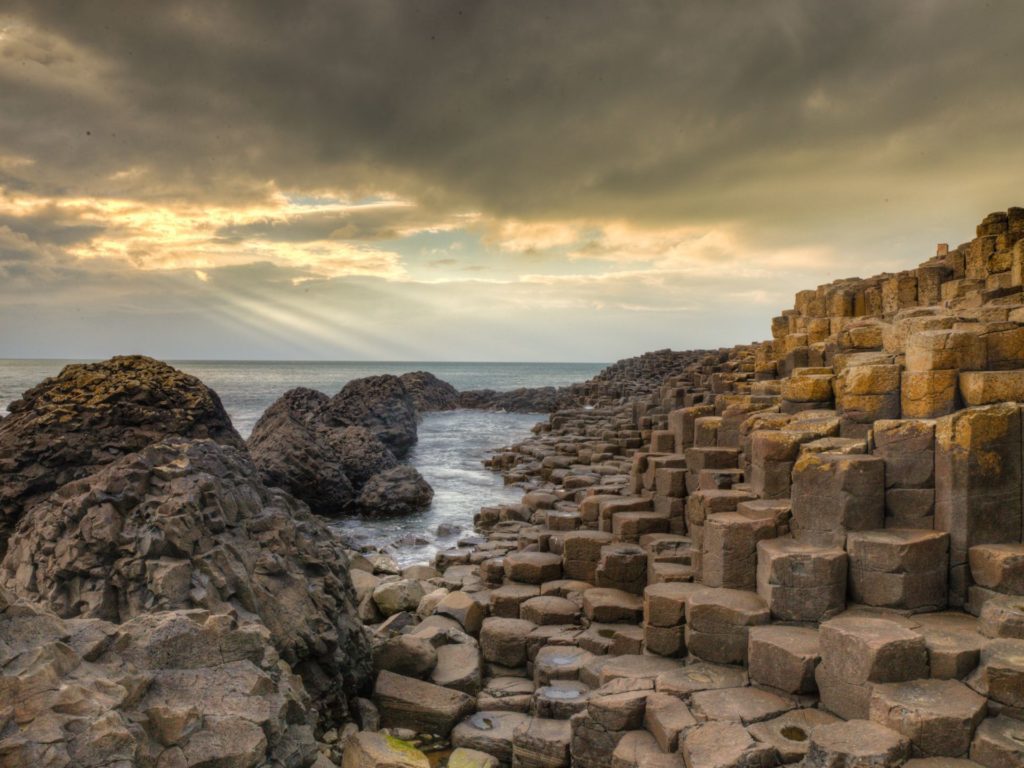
[2,1,1024,362]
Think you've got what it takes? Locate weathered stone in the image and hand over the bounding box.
[505,552,563,585]
[491,584,542,619]
[644,582,703,627]
[453,711,532,765]
[374,670,476,736]
[969,716,1024,768]
[747,709,842,764]
[512,716,572,768]
[935,404,1023,607]
[341,732,430,768]
[432,643,483,696]
[906,330,986,372]
[847,529,950,612]
[644,692,697,753]
[689,686,794,725]
[583,588,643,624]
[869,679,987,757]
[960,371,1024,406]
[520,596,581,626]
[655,662,748,698]
[685,588,770,665]
[979,595,1024,639]
[533,680,591,719]
[969,544,1024,594]
[595,544,648,594]
[902,370,960,419]
[748,625,820,694]
[611,730,685,768]
[756,538,847,622]
[702,513,776,590]
[817,616,929,720]
[374,579,428,617]
[435,589,486,635]
[681,721,777,768]
[791,452,885,547]
[803,720,910,768]
[534,645,594,685]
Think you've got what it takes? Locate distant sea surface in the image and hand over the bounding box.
[0,359,606,565]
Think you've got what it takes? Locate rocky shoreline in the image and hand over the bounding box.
[2,209,1024,768]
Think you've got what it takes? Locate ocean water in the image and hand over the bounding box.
[0,359,605,565]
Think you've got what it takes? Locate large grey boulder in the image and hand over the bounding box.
[0,437,373,723]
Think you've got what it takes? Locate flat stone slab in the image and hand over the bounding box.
[451,711,531,764]
[374,670,477,737]
[689,686,794,725]
[748,709,842,763]
[655,661,748,698]
[597,653,682,686]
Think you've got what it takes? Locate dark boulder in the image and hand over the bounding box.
[248,385,431,517]
[399,371,460,412]
[320,375,418,458]
[0,355,243,552]
[246,387,356,515]
[357,465,435,516]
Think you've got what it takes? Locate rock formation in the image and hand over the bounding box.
[0,356,374,768]
[0,355,244,551]
[345,208,1024,768]
[320,375,419,458]
[400,371,461,412]
[0,591,320,768]
[248,378,433,517]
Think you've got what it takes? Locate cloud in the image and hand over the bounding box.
[1,1,1024,360]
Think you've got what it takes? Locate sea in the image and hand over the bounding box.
[0,360,606,565]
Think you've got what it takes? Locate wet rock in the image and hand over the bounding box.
[357,465,434,516]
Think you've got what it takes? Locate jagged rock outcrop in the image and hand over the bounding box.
[0,355,243,551]
[248,382,432,517]
[0,437,373,725]
[400,371,460,412]
[320,375,418,458]
[0,588,319,768]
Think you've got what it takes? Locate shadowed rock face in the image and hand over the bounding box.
[399,371,460,412]
[0,436,373,725]
[248,378,433,517]
[0,355,244,553]
[320,374,419,458]
[246,387,358,515]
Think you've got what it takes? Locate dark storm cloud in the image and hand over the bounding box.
[3,0,1024,232]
